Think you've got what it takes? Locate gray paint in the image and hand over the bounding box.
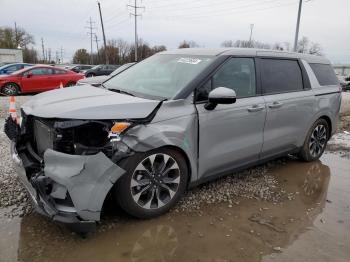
[44,149,125,220]
[196,96,266,178]
[10,48,342,226]
[122,97,198,182]
[22,85,160,120]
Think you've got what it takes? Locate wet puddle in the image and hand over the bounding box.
[0,153,349,262]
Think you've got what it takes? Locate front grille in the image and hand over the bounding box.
[34,120,54,156]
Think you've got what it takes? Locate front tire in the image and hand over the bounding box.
[115,148,188,219]
[299,119,329,162]
[1,83,19,96]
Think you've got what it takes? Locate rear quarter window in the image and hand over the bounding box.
[309,63,339,86]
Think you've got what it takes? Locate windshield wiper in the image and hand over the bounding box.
[105,86,135,97]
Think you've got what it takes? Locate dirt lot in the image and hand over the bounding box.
[0,94,349,262]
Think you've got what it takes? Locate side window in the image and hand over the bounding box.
[213,58,256,98]
[54,69,67,74]
[29,68,54,76]
[5,65,18,73]
[261,59,303,94]
[195,58,256,102]
[309,63,339,86]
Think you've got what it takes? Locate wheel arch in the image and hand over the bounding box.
[157,145,193,188]
[319,115,332,138]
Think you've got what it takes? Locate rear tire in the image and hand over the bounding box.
[65,81,76,87]
[115,148,188,219]
[1,83,19,96]
[299,119,329,162]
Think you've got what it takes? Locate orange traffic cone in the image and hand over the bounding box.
[8,96,19,123]
[60,82,64,89]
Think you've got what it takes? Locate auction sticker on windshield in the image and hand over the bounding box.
[177,57,202,64]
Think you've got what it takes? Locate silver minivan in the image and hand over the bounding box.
[5,48,341,232]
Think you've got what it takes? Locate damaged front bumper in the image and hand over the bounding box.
[10,142,126,233]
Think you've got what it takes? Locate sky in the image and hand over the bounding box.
[0,0,349,64]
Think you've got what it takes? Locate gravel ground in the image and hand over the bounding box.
[0,118,32,217]
[0,95,348,220]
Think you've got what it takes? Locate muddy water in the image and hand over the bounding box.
[0,153,349,262]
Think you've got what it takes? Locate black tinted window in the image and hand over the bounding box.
[261,59,303,94]
[309,63,339,86]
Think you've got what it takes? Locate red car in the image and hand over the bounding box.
[0,65,84,96]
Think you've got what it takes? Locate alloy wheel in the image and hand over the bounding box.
[3,84,17,96]
[309,124,327,158]
[130,153,181,210]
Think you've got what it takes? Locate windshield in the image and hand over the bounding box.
[103,54,214,99]
[91,65,102,70]
[110,63,135,76]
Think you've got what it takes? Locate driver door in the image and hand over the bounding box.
[195,57,266,179]
[21,67,55,92]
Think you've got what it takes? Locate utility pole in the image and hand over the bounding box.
[293,0,303,52]
[14,22,19,48]
[128,0,145,62]
[48,48,52,63]
[60,46,64,64]
[94,34,100,62]
[249,24,254,47]
[41,38,46,62]
[55,51,59,64]
[86,17,96,64]
[97,1,109,64]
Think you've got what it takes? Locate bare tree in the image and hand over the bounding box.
[221,40,234,47]
[233,40,270,49]
[296,36,323,55]
[308,42,322,55]
[296,36,309,53]
[178,40,199,49]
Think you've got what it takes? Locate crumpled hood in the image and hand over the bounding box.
[22,85,161,120]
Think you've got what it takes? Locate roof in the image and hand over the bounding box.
[160,48,330,64]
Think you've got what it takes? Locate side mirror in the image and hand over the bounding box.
[204,87,236,110]
[26,72,33,78]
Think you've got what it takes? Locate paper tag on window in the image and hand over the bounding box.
[177,58,202,65]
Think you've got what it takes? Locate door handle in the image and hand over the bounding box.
[247,105,265,112]
[268,101,283,109]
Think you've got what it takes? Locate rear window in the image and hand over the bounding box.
[261,59,304,94]
[309,63,339,86]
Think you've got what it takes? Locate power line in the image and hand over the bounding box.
[147,0,297,21]
[85,17,96,64]
[148,0,284,18]
[128,0,145,62]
